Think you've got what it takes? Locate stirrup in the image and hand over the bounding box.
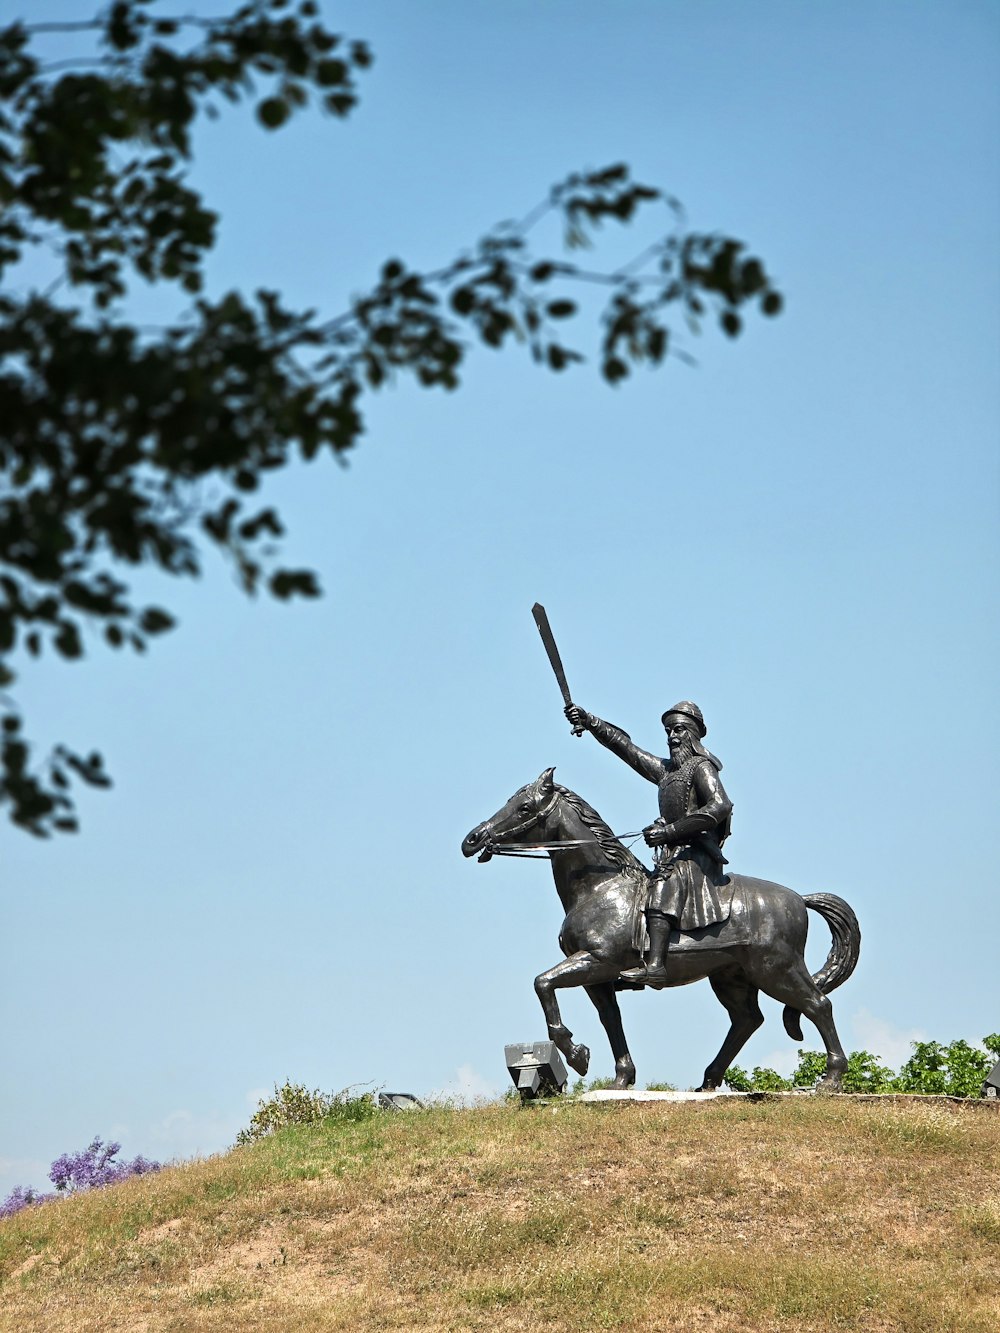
[619,963,647,981]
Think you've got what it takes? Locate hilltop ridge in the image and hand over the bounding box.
[1,1097,998,1332]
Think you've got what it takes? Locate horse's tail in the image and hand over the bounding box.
[782,893,861,1041]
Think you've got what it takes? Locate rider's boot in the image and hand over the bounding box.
[642,910,672,985]
[620,910,673,985]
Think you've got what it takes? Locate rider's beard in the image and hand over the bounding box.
[669,735,695,766]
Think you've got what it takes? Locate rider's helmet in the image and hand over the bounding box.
[660,701,707,737]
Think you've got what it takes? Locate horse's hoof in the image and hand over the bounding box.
[816,1077,842,1095]
[568,1043,590,1077]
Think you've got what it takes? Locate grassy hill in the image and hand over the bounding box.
[1,1097,998,1332]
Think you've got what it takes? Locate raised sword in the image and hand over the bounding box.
[531,603,584,736]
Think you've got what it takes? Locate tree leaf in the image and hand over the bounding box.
[257,98,290,129]
[139,608,176,635]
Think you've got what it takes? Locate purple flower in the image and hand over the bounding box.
[1,1138,162,1222]
[48,1137,160,1193]
[0,1185,54,1219]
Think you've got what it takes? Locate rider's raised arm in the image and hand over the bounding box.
[568,708,665,783]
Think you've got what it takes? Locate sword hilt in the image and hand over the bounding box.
[564,703,586,738]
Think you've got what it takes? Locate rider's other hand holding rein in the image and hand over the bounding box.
[643,819,672,847]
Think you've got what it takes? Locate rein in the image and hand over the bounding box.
[488,839,596,859]
[488,833,644,859]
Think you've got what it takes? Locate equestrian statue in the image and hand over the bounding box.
[460,606,860,1093]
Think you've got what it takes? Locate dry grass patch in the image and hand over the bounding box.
[1,1099,998,1332]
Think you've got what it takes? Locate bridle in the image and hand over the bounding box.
[477,785,562,860]
[477,787,642,861]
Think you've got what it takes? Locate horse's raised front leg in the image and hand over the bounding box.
[534,952,620,1078]
[585,982,636,1089]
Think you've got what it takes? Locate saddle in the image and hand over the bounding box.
[622,873,755,987]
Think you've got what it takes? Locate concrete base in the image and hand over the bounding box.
[576,1089,1000,1107]
[578,1088,782,1103]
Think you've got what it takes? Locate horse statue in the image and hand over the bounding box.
[461,767,860,1092]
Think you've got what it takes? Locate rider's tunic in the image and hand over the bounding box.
[586,716,734,931]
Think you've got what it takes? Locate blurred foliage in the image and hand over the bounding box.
[0,0,782,834]
[726,1035,1000,1098]
[235,1077,377,1145]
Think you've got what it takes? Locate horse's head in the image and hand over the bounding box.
[461,767,559,863]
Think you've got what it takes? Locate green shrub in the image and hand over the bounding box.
[570,1076,618,1094]
[839,1049,898,1092]
[236,1079,377,1145]
[725,1035,999,1097]
[733,1065,796,1092]
[720,1064,754,1092]
[893,1038,996,1098]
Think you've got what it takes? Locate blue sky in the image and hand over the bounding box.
[2,0,998,1195]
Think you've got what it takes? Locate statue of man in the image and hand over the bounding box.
[563,700,734,984]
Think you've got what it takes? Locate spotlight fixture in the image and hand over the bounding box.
[378,1092,424,1111]
[504,1041,568,1100]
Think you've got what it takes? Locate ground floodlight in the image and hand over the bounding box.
[983,1060,1000,1099]
[505,1041,568,1099]
[378,1092,424,1112]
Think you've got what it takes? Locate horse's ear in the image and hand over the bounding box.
[537,766,556,794]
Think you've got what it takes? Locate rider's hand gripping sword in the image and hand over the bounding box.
[531,603,584,737]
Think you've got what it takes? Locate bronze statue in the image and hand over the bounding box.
[462,768,860,1092]
[460,608,861,1092]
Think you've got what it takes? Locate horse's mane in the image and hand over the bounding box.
[555,785,649,878]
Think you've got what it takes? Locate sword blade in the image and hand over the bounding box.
[531,603,583,734]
